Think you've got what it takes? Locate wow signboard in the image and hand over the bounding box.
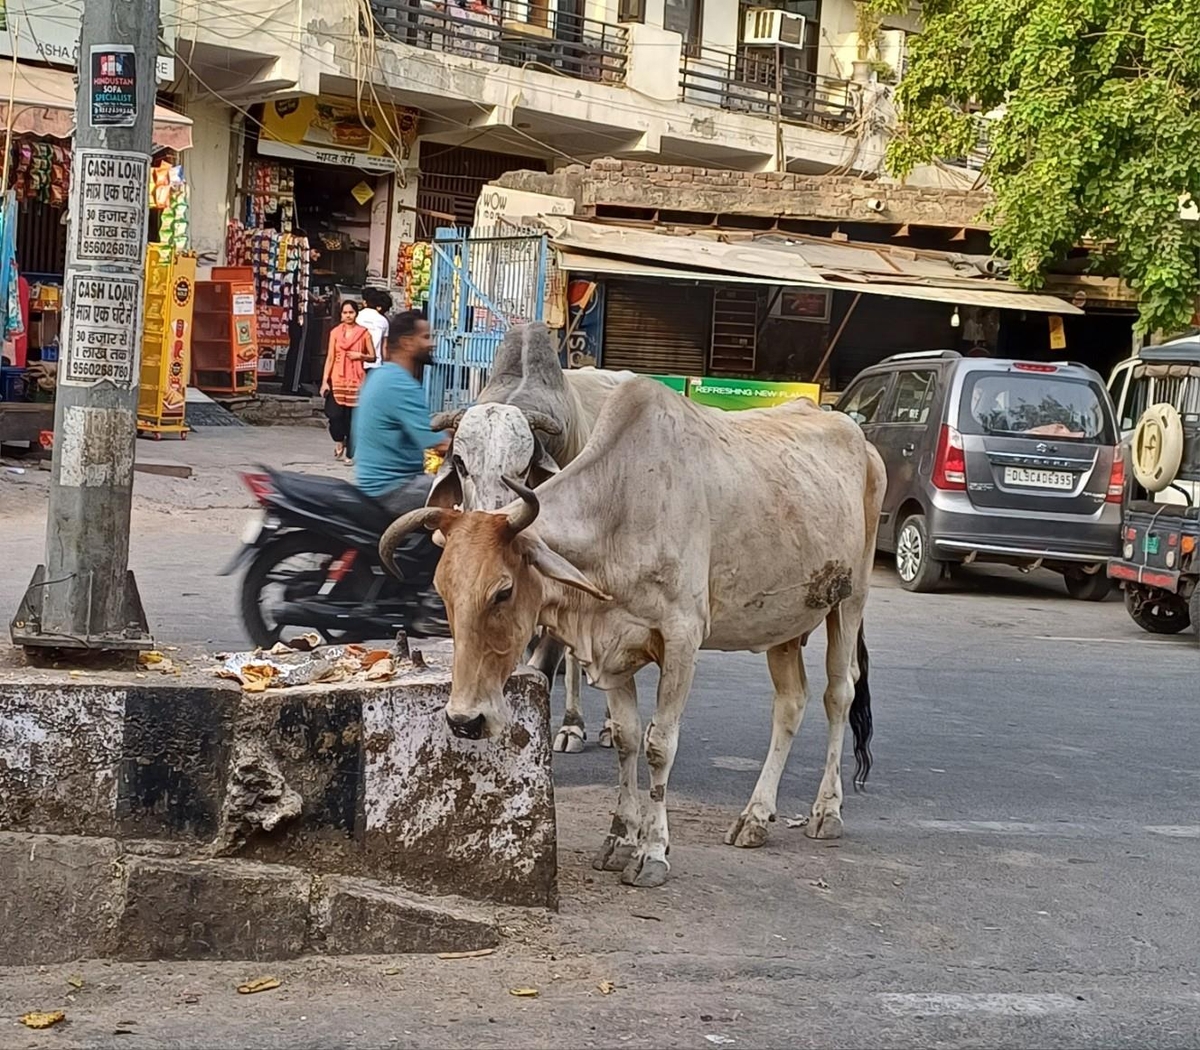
[686,376,822,411]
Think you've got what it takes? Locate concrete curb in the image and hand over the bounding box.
[0,647,553,962]
[0,832,499,963]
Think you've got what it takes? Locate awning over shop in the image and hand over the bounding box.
[551,217,1084,316]
[556,250,811,288]
[546,217,828,286]
[0,60,193,151]
[818,279,1084,314]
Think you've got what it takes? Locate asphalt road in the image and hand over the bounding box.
[2,425,1199,1048]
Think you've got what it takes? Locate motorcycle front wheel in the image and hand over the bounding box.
[239,531,362,649]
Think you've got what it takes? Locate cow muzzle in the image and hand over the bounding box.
[446,712,487,740]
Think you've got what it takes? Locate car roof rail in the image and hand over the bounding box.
[1049,360,1088,370]
[1139,339,1200,363]
[880,350,962,363]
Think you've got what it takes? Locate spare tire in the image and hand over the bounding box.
[1132,402,1185,493]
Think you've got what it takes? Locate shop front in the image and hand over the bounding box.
[548,218,1096,399]
[226,95,419,395]
[0,59,193,444]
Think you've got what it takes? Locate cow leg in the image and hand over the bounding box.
[597,667,614,749]
[807,603,860,840]
[555,652,586,754]
[598,703,615,750]
[531,634,586,755]
[526,632,559,679]
[725,638,810,849]
[622,650,697,888]
[592,679,641,872]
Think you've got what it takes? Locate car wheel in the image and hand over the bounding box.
[1190,586,1200,641]
[1123,585,1191,635]
[895,514,945,593]
[1063,568,1112,602]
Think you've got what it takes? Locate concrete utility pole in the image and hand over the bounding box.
[11,0,159,652]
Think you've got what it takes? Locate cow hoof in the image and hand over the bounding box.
[620,855,670,888]
[552,725,586,754]
[724,814,769,849]
[805,810,844,840]
[598,721,614,749]
[591,837,637,872]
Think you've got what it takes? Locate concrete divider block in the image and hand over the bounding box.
[0,832,123,964]
[0,685,125,835]
[358,663,556,908]
[117,856,311,961]
[220,652,557,909]
[1,646,557,913]
[116,685,237,840]
[313,876,499,955]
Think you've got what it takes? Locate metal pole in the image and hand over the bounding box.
[773,43,784,173]
[812,292,862,385]
[12,0,158,651]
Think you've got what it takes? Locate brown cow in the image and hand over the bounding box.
[380,377,886,888]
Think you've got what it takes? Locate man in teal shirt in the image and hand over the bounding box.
[352,311,447,515]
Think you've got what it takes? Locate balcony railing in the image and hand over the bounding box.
[680,47,854,131]
[371,0,628,86]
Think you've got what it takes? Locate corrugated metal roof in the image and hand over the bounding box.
[550,218,1083,314]
[555,251,811,288]
[544,217,827,285]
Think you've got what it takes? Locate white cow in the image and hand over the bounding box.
[428,323,634,753]
[382,376,886,888]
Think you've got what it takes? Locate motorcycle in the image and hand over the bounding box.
[221,466,447,648]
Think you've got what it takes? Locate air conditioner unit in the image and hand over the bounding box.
[742,9,806,49]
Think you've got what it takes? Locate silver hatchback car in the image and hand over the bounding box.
[836,352,1124,600]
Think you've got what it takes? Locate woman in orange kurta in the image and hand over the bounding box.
[320,300,376,461]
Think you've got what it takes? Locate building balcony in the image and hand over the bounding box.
[680,45,855,132]
[173,0,889,177]
[370,0,628,86]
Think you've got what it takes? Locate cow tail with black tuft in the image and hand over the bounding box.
[849,623,873,792]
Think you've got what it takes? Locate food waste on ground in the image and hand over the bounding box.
[214,633,437,691]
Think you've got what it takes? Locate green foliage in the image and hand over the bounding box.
[868,0,1200,334]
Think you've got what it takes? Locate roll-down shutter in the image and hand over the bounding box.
[601,279,711,375]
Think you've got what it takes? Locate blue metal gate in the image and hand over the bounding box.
[424,226,550,412]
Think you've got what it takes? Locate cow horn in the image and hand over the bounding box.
[502,476,540,535]
[430,409,465,433]
[379,507,446,578]
[523,410,563,437]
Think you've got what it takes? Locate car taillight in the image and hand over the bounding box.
[240,471,274,505]
[932,425,966,490]
[1106,447,1125,503]
[1013,362,1059,373]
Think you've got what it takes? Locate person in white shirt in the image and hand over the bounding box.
[357,288,393,370]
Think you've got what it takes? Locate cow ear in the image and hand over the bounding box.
[427,464,462,510]
[527,436,560,488]
[518,536,611,601]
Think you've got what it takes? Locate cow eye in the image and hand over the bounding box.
[493,585,513,606]
[453,454,469,478]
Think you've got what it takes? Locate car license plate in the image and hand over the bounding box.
[1144,534,1160,556]
[1003,467,1074,490]
[240,511,265,544]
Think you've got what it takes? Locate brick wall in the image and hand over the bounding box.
[495,158,992,229]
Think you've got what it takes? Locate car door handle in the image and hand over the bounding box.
[901,443,915,457]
